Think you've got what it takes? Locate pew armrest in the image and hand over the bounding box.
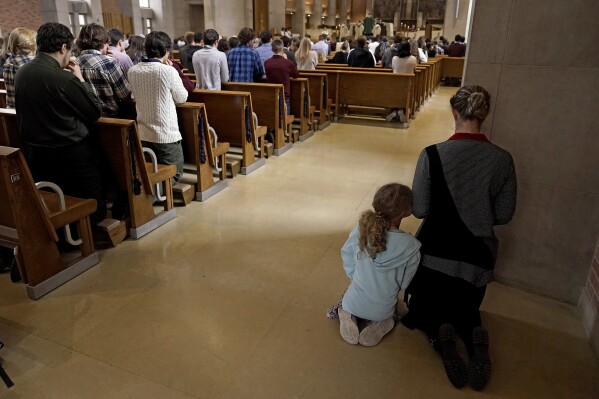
[142,147,167,201]
[36,181,81,246]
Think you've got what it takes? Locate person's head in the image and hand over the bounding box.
[398,42,411,58]
[341,42,348,52]
[184,31,194,45]
[7,27,37,56]
[107,28,124,49]
[127,35,145,52]
[449,85,491,125]
[271,39,284,55]
[217,38,229,53]
[36,23,75,67]
[238,27,255,45]
[144,31,171,60]
[290,37,300,51]
[295,37,313,64]
[281,35,291,48]
[299,37,312,53]
[357,36,367,48]
[193,31,203,45]
[260,31,272,45]
[77,23,109,53]
[228,36,240,49]
[359,183,413,259]
[454,34,462,42]
[319,34,327,42]
[203,29,219,47]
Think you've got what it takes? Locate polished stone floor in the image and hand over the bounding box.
[1,87,598,398]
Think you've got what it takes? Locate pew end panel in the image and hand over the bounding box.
[0,108,21,148]
[92,118,176,239]
[0,146,99,300]
[176,102,229,201]
[222,82,293,156]
[290,78,315,141]
[298,73,330,129]
[188,90,266,175]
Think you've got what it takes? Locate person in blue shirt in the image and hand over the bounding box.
[226,27,264,82]
[254,31,273,71]
[337,183,421,347]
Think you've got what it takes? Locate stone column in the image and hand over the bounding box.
[326,0,337,26]
[311,0,322,28]
[40,0,71,27]
[405,0,413,19]
[366,0,374,15]
[338,0,348,25]
[292,0,305,36]
[269,0,286,33]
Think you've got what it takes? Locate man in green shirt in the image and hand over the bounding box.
[15,22,106,225]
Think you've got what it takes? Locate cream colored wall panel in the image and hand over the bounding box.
[504,0,599,68]
[494,180,599,304]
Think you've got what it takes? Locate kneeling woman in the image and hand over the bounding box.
[128,31,188,183]
[402,85,517,391]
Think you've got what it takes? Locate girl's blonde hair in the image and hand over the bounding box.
[7,27,37,55]
[295,37,313,65]
[359,183,412,259]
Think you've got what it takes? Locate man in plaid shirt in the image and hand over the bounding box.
[226,27,264,82]
[77,23,134,117]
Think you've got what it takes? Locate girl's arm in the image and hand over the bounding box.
[341,227,359,279]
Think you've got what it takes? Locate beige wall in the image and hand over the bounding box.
[443,0,471,41]
[463,0,599,306]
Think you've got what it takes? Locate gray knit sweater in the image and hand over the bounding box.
[412,136,517,286]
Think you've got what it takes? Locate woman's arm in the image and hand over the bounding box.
[411,149,431,218]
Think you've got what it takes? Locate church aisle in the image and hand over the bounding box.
[0,87,598,398]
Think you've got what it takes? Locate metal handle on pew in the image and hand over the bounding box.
[208,126,222,172]
[35,181,82,246]
[142,147,167,202]
[252,112,259,151]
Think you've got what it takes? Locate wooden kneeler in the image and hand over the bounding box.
[0,146,99,299]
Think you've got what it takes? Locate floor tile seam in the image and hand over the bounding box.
[70,351,204,398]
[2,327,202,399]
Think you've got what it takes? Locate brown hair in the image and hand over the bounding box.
[77,23,108,51]
[359,183,412,259]
[449,85,491,123]
[7,28,36,55]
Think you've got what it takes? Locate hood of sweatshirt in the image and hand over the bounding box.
[369,228,421,271]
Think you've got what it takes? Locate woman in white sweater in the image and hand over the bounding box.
[128,31,188,182]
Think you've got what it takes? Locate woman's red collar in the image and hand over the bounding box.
[448,133,489,142]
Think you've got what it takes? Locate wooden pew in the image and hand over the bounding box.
[336,71,414,124]
[0,89,6,108]
[298,72,331,129]
[176,102,230,201]
[222,82,293,156]
[0,109,175,240]
[301,69,340,120]
[441,56,465,79]
[0,108,19,147]
[0,146,99,299]
[290,78,315,141]
[0,79,5,90]
[187,90,267,174]
[92,118,177,239]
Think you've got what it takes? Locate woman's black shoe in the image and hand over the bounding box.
[439,323,468,388]
[468,326,491,391]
